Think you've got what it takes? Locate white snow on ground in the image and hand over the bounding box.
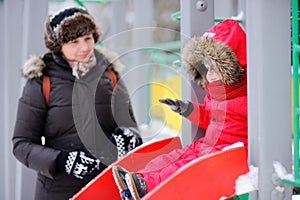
[234,165,259,195]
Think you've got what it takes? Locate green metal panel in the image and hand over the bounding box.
[227,193,249,200]
[291,0,299,170]
[280,0,300,187]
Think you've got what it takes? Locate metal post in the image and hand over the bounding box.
[19,2,49,200]
[130,0,153,127]
[215,0,238,19]
[2,2,25,200]
[247,0,292,199]
[0,2,4,199]
[1,0,48,199]
[180,0,214,145]
[110,0,128,47]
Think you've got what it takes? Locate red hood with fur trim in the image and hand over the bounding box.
[204,19,247,68]
[182,19,247,87]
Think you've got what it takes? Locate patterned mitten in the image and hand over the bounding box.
[111,127,143,159]
[57,150,100,179]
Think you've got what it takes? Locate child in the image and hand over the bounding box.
[113,19,247,200]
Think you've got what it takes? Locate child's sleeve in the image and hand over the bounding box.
[184,98,211,129]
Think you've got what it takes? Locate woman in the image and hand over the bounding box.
[12,7,142,200]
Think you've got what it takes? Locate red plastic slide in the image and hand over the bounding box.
[70,136,183,200]
[143,146,249,200]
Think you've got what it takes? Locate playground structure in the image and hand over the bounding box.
[0,0,294,199]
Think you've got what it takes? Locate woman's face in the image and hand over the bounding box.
[205,64,221,83]
[61,34,95,62]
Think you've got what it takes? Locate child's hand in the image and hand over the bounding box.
[159,98,189,114]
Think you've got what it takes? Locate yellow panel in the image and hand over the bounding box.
[150,75,182,132]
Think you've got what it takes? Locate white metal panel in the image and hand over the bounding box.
[247,0,293,199]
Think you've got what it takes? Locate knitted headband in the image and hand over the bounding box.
[44,7,101,52]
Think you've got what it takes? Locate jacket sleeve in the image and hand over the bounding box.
[12,79,60,179]
[184,97,211,129]
[112,72,141,138]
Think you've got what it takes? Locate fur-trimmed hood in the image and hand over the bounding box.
[22,46,124,79]
[181,19,246,87]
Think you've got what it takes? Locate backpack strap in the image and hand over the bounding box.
[42,75,50,105]
[42,69,117,105]
[107,68,118,91]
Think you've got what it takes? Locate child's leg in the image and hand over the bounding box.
[137,140,200,192]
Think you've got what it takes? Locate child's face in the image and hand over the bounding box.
[205,64,221,83]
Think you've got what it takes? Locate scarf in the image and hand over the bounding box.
[68,53,96,79]
[206,71,247,100]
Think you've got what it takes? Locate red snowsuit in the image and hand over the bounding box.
[138,19,248,192]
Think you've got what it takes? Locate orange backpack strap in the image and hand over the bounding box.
[42,75,50,105]
[42,70,116,105]
[107,68,117,91]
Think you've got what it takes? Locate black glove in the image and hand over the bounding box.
[110,127,143,159]
[159,98,191,114]
[57,150,101,179]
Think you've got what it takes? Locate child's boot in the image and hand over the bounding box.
[125,172,147,200]
[112,166,132,200]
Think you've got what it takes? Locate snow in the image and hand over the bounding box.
[234,165,259,195]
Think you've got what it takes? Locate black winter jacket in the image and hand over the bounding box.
[12,46,140,200]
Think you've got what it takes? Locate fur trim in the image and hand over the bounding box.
[181,36,243,87]
[22,46,123,79]
[22,55,45,79]
[96,46,124,72]
[44,9,101,52]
